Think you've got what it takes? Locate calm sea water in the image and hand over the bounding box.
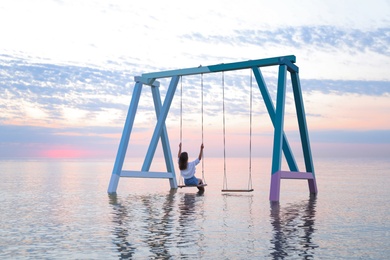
[0,157,389,259]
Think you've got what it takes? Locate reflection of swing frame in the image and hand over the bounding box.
[107,55,318,201]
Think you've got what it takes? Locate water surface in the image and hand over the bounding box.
[0,157,389,259]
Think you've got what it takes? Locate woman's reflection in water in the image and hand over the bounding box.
[270,195,318,259]
[177,189,205,258]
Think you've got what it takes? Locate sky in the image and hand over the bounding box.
[0,0,389,161]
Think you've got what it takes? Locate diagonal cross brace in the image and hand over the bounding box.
[252,67,299,172]
[148,81,177,187]
[142,76,180,179]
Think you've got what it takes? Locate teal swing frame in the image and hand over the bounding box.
[107,55,318,201]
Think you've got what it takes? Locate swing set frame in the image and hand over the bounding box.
[107,55,318,201]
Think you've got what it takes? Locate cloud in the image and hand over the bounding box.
[0,55,142,126]
[1,54,388,129]
[179,26,390,81]
[183,26,390,56]
[301,79,390,96]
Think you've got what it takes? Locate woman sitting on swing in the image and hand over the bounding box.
[178,143,205,191]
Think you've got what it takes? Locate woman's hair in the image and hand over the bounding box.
[179,152,188,170]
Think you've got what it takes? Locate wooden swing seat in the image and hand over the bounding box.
[221,189,254,192]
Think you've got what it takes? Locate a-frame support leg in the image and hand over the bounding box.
[108,76,180,193]
[254,65,317,201]
[108,81,143,194]
[291,72,317,195]
[269,65,288,201]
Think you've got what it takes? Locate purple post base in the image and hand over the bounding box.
[269,171,317,201]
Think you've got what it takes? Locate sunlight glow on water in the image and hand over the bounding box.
[0,158,389,259]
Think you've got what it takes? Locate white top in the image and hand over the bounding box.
[179,158,200,179]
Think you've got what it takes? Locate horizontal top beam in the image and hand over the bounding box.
[138,55,296,85]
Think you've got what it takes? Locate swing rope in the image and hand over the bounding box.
[201,73,206,184]
[180,76,183,145]
[248,70,253,191]
[222,72,228,190]
[179,76,184,187]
